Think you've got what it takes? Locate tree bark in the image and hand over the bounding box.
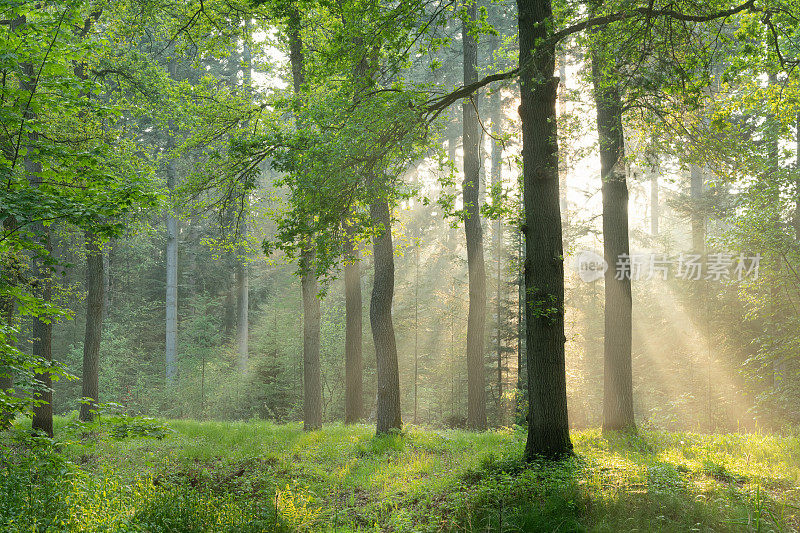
[79,231,104,422]
[344,220,363,424]
[224,270,235,340]
[30,220,52,437]
[165,159,178,387]
[462,0,487,431]
[287,6,322,431]
[488,37,505,425]
[517,0,572,460]
[19,52,53,437]
[165,58,178,388]
[301,248,322,430]
[235,252,248,371]
[236,24,252,372]
[370,198,401,434]
[592,51,636,433]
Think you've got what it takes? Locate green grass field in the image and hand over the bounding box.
[2,417,800,531]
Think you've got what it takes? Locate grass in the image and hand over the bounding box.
[2,416,800,531]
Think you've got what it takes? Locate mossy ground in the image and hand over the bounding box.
[2,417,800,531]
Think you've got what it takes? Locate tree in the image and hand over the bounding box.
[165,58,179,389]
[516,0,572,459]
[462,0,487,431]
[591,44,635,433]
[343,218,363,423]
[79,231,104,422]
[370,195,402,433]
[287,7,322,431]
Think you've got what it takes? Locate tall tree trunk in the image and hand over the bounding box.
[224,270,235,339]
[370,198,401,434]
[236,24,252,372]
[235,251,248,371]
[79,231,104,422]
[19,51,53,437]
[462,0,487,431]
[165,158,178,387]
[344,220,363,424]
[288,7,322,431]
[592,52,636,433]
[413,245,419,424]
[165,58,179,388]
[516,218,526,406]
[301,248,322,430]
[517,0,572,460]
[30,221,52,437]
[103,245,111,312]
[488,38,504,425]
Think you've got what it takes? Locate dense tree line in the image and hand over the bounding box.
[0,0,798,462]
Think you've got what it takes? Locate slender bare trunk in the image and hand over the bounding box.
[370,198,401,434]
[236,24,252,372]
[288,7,322,431]
[344,220,363,423]
[462,0,487,431]
[301,248,322,430]
[488,40,505,425]
[165,159,178,387]
[79,231,104,422]
[592,51,636,433]
[165,58,178,388]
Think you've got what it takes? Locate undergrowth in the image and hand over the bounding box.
[2,416,799,531]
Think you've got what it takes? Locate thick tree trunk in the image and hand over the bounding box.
[80,231,104,422]
[517,0,572,460]
[592,53,636,433]
[344,220,363,424]
[462,1,487,431]
[370,198,401,434]
[301,248,322,430]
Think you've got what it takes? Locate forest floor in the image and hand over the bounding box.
[3,417,800,532]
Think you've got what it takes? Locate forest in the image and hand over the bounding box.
[3,0,800,530]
